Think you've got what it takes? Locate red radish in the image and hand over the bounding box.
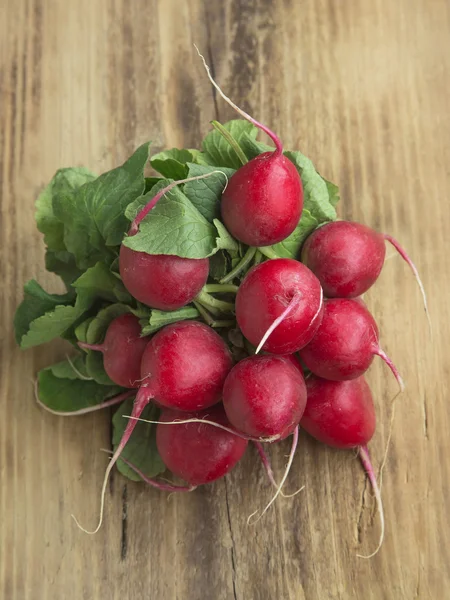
[78,314,148,388]
[282,353,304,376]
[223,355,307,439]
[299,298,404,390]
[196,48,303,246]
[156,405,248,485]
[120,173,227,310]
[301,375,376,448]
[74,320,232,533]
[120,248,209,311]
[302,221,429,327]
[235,258,323,355]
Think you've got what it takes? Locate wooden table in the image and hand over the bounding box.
[1,1,449,598]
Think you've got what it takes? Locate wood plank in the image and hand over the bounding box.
[1,0,449,598]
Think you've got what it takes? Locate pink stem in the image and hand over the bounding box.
[130,172,228,235]
[78,342,104,353]
[120,457,196,492]
[72,386,154,534]
[254,442,278,487]
[255,292,304,354]
[383,234,431,332]
[36,389,134,417]
[373,346,405,393]
[357,445,385,559]
[195,46,283,155]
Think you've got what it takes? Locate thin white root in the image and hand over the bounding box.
[378,389,401,491]
[194,45,283,154]
[357,445,385,559]
[247,427,299,524]
[126,415,281,443]
[384,234,432,336]
[255,441,305,498]
[374,347,405,394]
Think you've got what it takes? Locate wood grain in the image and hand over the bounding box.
[1,0,449,598]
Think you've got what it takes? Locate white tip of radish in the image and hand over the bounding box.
[383,234,432,336]
[374,347,405,394]
[194,45,283,154]
[255,292,303,354]
[357,445,385,559]
[379,389,401,491]
[247,427,299,524]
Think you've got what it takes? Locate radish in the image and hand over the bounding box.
[300,375,383,558]
[299,298,404,390]
[235,258,324,355]
[78,314,148,388]
[74,320,232,533]
[301,375,376,449]
[156,404,248,485]
[301,221,429,326]
[120,173,226,310]
[282,353,304,376]
[196,48,303,246]
[223,355,307,439]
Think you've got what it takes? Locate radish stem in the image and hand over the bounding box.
[220,247,257,283]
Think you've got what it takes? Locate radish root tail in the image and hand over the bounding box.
[254,441,304,498]
[194,45,283,154]
[374,347,405,394]
[357,445,385,559]
[247,426,299,524]
[71,387,152,534]
[255,292,303,354]
[384,234,431,334]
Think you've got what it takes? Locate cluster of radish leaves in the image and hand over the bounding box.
[14,118,339,483]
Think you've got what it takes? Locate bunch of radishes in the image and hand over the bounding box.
[17,50,428,556]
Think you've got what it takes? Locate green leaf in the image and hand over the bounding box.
[53,143,150,269]
[323,178,340,208]
[183,163,235,222]
[202,120,258,169]
[124,178,168,222]
[209,250,230,282]
[144,177,163,193]
[123,183,218,259]
[37,367,122,412]
[240,132,273,160]
[85,304,132,344]
[19,289,95,349]
[214,219,239,252]
[35,167,97,252]
[112,399,165,481]
[285,151,337,223]
[151,148,193,179]
[85,351,115,385]
[48,355,90,380]
[44,250,83,288]
[75,317,95,343]
[141,306,199,336]
[188,148,215,166]
[72,262,130,303]
[262,209,319,259]
[14,280,75,346]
